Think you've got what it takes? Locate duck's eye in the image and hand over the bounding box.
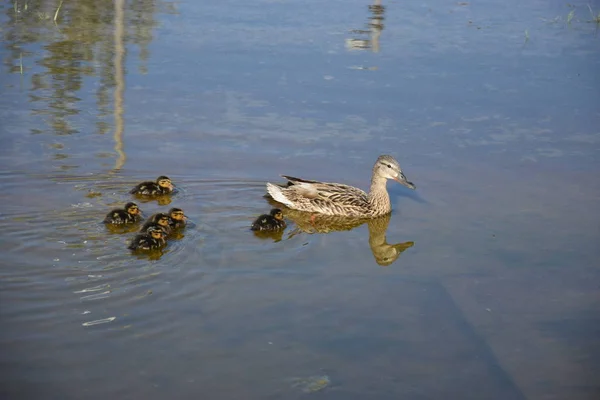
[387,164,392,168]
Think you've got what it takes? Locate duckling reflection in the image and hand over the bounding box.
[271,203,413,266]
[252,228,285,243]
[137,195,173,206]
[131,247,166,261]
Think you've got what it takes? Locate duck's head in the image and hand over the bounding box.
[169,207,186,221]
[374,155,415,189]
[147,225,165,240]
[270,208,284,220]
[125,202,141,216]
[151,213,171,227]
[156,176,174,191]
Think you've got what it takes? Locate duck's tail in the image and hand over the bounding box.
[266,182,293,207]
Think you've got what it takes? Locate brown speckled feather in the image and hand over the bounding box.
[266,155,415,218]
[269,176,372,217]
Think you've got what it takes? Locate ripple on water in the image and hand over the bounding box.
[2,174,349,339]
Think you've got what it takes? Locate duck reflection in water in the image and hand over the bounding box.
[267,201,413,266]
[366,213,414,266]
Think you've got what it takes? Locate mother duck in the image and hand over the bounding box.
[266,155,415,218]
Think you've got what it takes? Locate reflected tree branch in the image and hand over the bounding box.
[113,0,126,171]
[347,0,385,52]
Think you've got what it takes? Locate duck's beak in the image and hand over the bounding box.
[394,172,416,189]
[167,182,174,190]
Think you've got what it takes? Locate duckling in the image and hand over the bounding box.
[168,207,187,229]
[128,225,166,251]
[103,202,142,225]
[251,208,287,231]
[130,176,174,196]
[140,213,172,234]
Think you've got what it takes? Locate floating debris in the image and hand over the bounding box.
[289,375,330,393]
[85,190,102,198]
[71,202,94,208]
[80,290,111,301]
[348,65,378,71]
[73,284,110,294]
[82,316,115,327]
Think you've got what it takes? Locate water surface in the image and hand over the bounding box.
[1,0,599,399]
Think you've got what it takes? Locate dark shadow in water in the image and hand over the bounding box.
[537,316,600,368]
[267,199,414,266]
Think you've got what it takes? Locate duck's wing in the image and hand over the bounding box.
[250,214,270,231]
[281,175,321,185]
[129,183,144,194]
[130,181,155,195]
[128,234,146,250]
[267,176,369,215]
[104,209,125,224]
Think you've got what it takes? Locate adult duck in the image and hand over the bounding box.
[266,155,415,218]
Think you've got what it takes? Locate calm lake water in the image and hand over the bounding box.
[1,0,599,398]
